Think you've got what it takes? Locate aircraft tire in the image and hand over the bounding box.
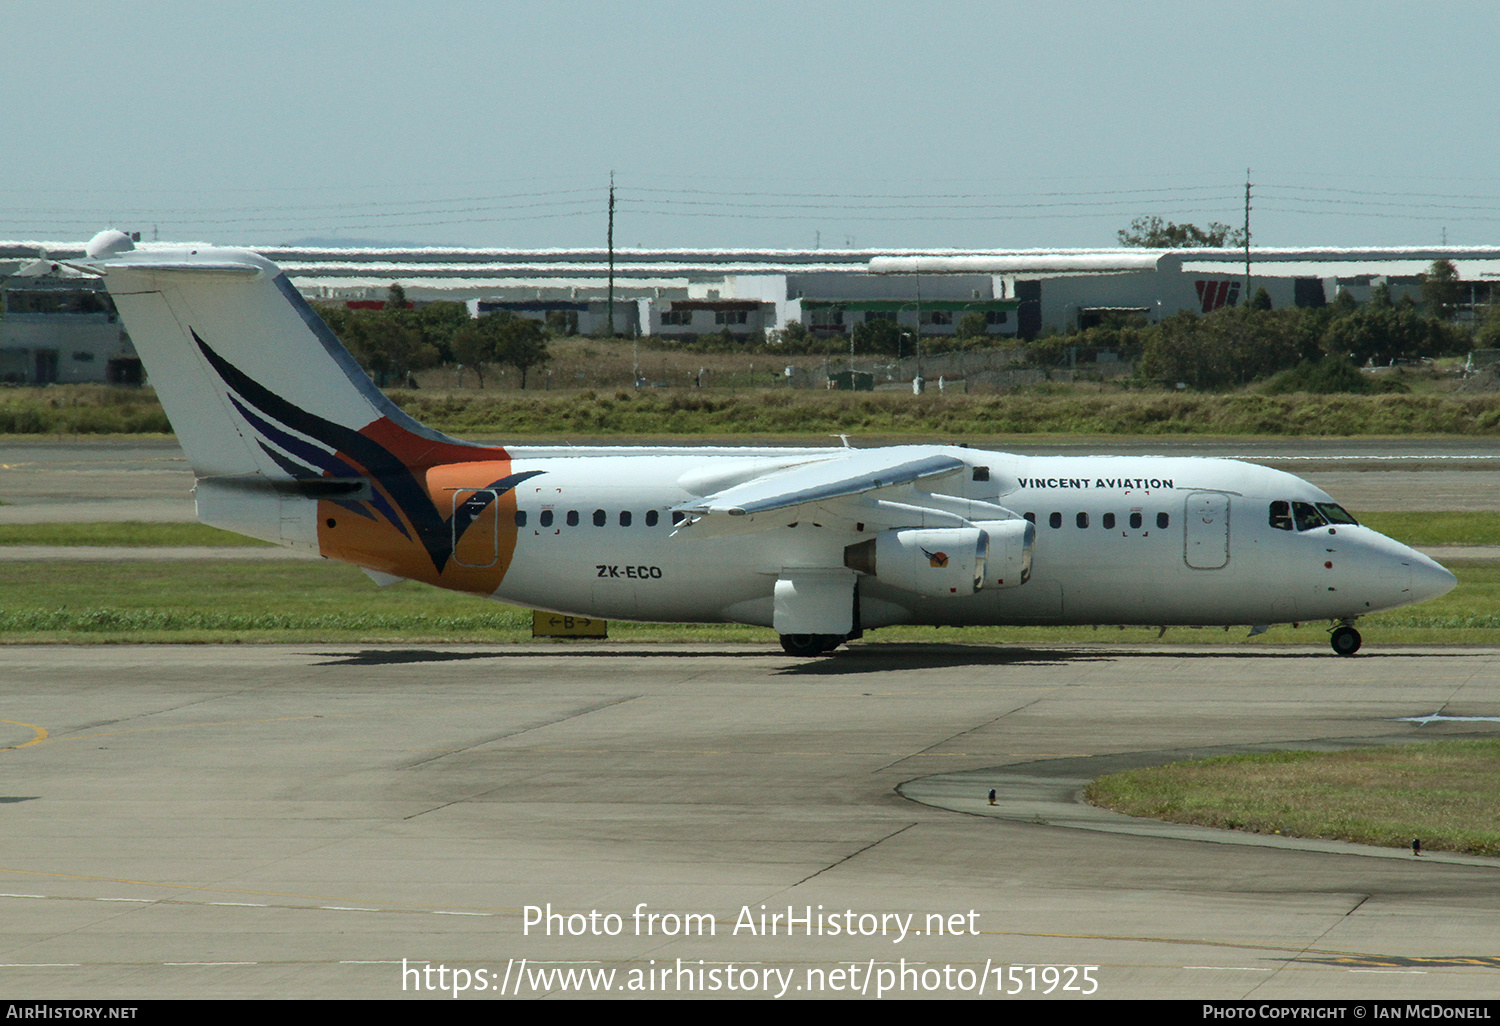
[780,634,842,657]
[1330,625,1362,657]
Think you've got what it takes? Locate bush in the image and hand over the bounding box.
[1261,357,1380,395]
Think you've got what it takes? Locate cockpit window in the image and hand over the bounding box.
[1268,500,1293,531]
[1292,501,1328,531]
[1316,503,1359,526]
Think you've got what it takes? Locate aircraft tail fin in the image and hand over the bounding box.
[82,230,497,479]
[81,230,510,553]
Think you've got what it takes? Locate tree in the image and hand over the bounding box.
[775,320,810,349]
[1139,311,1225,388]
[342,310,440,387]
[1138,306,1304,390]
[452,311,552,389]
[1476,302,1500,349]
[451,313,504,388]
[1261,356,1379,395]
[545,310,579,336]
[1322,301,1467,366]
[955,311,990,343]
[312,301,354,339]
[1118,216,1248,248]
[495,315,551,388]
[1419,259,1462,321]
[851,316,903,356]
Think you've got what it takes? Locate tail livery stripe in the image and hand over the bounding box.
[193,328,541,574]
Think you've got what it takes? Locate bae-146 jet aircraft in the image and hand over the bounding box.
[72,229,1456,657]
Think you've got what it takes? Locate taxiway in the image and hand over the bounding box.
[1,643,1498,999]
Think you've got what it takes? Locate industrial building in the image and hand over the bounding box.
[2,239,1497,385]
[0,270,139,385]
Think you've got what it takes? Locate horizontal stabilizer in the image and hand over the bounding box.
[87,260,262,277]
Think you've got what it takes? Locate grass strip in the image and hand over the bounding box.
[1353,512,1500,547]
[393,390,1500,439]
[0,559,1495,645]
[23,384,1500,437]
[1086,741,1500,857]
[0,522,272,547]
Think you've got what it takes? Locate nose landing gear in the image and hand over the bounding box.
[1329,622,1362,657]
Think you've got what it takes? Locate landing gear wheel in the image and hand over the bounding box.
[1330,625,1362,657]
[780,633,843,657]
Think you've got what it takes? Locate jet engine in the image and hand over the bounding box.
[844,519,1033,597]
[844,527,988,598]
[976,518,1033,589]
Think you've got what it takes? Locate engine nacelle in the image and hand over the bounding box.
[845,527,988,598]
[976,518,1033,589]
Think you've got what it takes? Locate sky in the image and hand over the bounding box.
[4,0,1499,252]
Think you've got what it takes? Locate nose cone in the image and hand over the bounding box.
[1344,528,1457,613]
[1409,552,1458,604]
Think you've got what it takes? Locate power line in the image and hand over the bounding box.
[611,205,1242,223]
[614,193,1241,214]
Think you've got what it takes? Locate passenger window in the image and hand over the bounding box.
[1268,500,1293,531]
[1049,512,1062,529]
[1157,512,1169,529]
[620,511,632,527]
[1024,512,1035,523]
[514,511,527,527]
[1102,512,1116,530]
[1129,512,1143,530]
[566,510,579,527]
[672,511,686,526]
[1076,512,1089,529]
[540,510,554,527]
[1292,501,1328,532]
[593,509,606,527]
[646,510,660,527]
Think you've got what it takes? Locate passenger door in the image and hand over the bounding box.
[1184,492,1230,570]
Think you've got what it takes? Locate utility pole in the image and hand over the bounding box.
[915,279,923,384]
[1243,168,1253,304]
[607,171,616,340]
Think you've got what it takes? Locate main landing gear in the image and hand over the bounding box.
[779,634,846,657]
[1329,623,1362,657]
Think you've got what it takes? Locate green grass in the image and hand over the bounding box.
[1086,741,1500,856]
[0,557,1496,645]
[0,522,272,547]
[0,560,773,643]
[391,389,1500,439]
[22,384,1500,438]
[1354,512,1500,547]
[0,386,171,434]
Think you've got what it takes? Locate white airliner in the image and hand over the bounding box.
[73,229,1456,657]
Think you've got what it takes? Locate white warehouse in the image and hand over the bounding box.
[2,239,1498,384]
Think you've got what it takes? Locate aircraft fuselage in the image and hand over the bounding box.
[264,443,1450,633]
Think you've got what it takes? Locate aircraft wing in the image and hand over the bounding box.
[673,450,968,537]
